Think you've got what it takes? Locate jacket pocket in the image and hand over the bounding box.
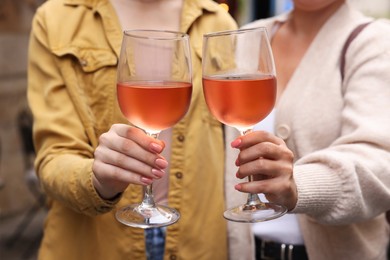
[52,47,117,72]
[52,46,119,136]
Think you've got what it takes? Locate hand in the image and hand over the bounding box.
[92,124,167,200]
[231,130,297,211]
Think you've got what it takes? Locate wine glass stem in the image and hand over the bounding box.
[141,184,156,208]
[140,131,160,209]
[240,129,264,208]
[244,176,263,208]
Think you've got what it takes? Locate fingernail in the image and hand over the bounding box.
[231,138,242,148]
[155,158,168,169]
[141,177,153,185]
[152,168,165,178]
[235,158,240,166]
[234,184,242,191]
[150,143,163,153]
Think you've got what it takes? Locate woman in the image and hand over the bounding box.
[27,0,254,259]
[232,0,390,259]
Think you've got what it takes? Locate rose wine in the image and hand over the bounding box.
[117,81,192,133]
[202,74,276,130]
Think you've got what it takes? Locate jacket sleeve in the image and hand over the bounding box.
[27,6,118,216]
[292,19,390,225]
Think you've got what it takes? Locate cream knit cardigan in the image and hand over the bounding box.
[225,2,390,260]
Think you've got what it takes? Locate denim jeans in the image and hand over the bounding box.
[145,227,166,260]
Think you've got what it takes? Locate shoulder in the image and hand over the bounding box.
[348,19,390,62]
[35,0,69,15]
[34,0,98,24]
[342,18,390,93]
[360,19,390,47]
[33,0,77,31]
[240,13,289,36]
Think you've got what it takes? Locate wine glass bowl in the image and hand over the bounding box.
[115,30,192,228]
[201,74,276,133]
[202,27,287,222]
[117,80,192,135]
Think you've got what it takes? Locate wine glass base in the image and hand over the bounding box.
[116,204,180,229]
[223,202,287,223]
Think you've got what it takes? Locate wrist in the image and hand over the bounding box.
[92,174,121,200]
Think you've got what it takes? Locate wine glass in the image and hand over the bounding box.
[202,27,287,222]
[115,30,192,228]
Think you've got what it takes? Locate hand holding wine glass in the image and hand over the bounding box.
[115,30,192,229]
[202,27,287,222]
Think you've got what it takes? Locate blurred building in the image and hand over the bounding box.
[351,0,390,18]
[0,0,46,217]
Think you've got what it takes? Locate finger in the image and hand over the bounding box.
[112,124,165,153]
[236,142,285,166]
[93,159,154,188]
[98,126,166,169]
[231,130,284,149]
[235,157,292,179]
[234,178,281,196]
[94,145,166,179]
[234,178,294,208]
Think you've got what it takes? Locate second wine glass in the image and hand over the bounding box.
[115,30,192,229]
[202,27,287,223]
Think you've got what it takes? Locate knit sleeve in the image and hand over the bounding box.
[291,19,390,225]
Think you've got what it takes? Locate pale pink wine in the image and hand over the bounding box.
[202,74,276,129]
[117,81,192,132]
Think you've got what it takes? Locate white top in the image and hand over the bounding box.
[252,110,304,245]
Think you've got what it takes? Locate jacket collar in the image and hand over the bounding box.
[61,0,221,57]
[63,0,99,8]
[62,0,220,12]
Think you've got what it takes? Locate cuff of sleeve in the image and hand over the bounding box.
[291,163,341,216]
[87,173,122,214]
[77,160,122,215]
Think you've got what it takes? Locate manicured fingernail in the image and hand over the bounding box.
[235,158,240,166]
[152,168,165,178]
[235,171,244,179]
[231,138,242,148]
[155,158,168,169]
[141,177,153,185]
[150,143,163,153]
[234,184,242,191]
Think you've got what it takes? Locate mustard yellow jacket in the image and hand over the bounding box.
[27,0,241,259]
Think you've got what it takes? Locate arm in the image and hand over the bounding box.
[292,20,390,224]
[27,8,104,215]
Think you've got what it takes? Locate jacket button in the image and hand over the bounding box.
[169,255,177,260]
[276,124,291,140]
[80,59,88,67]
[99,206,110,212]
[177,134,185,142]
[175,172,183,179]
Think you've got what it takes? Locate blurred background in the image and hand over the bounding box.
[0,0,389,259]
